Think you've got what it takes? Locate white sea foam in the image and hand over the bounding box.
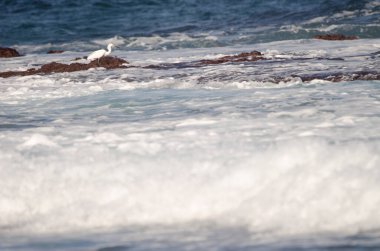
[1,80,380,236]
[19,133,58,149]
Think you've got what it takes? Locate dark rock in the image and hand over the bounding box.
[199,51,264,65]
[144,62,195,70]
[88,56,128,69]
[39,62,85,73]
[0,47,21,57]
[295,71,380,82]
[97,245,131,251]
[0,56,129,78]
[47,50,64,54]
[72,57,86,61]
[313,34,358,40]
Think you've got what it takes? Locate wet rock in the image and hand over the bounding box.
[47,50,64,54]
[295,71,380,82]
[0,47,21,57]
[199,51,264,65]
[0,56,128,78]
[39,62,87,73]
[313,34,358,40]
[88,56,128,69]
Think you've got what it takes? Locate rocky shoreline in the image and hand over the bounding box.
[0,51,266,78]
[1,51,379,83]
[0,57,128,78]
[1,34,378,83]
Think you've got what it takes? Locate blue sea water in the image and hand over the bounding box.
[1,0,380,49]
[0,1,380,251]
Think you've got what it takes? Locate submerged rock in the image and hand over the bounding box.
[0,56,128,78]
[313,34,358,40]
[72,56,87,61]
[47,50,64,54]
[144,50,265,69]
[296,71,380,82]
[0,47,21,57]
[199,51,264,65]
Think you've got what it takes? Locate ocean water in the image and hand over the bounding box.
[1,1,380,251]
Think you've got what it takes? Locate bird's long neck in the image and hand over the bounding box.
[106,45,112,55]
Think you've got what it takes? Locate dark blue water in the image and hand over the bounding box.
[1,0,379,48]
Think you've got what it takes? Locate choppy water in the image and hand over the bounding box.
[1,1,380,251]
[1,0,380,52]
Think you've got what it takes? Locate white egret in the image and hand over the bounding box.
[87,43,116,64]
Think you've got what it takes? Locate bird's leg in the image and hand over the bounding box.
[97,58,100,67]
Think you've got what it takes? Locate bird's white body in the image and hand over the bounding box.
[87,43,114,62]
